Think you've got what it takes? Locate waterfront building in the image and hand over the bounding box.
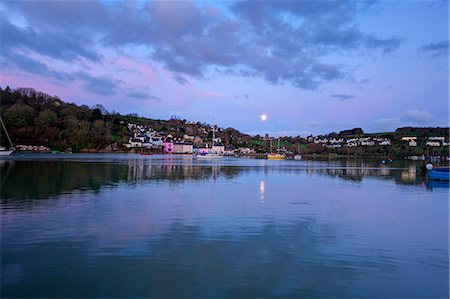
[163,142,174,153]
[212,145,225,154]
[173,142,193,154]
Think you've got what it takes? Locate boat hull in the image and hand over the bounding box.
[267,154,286,160]
[0,150,13,156]
[427,169,450,181]
[196,154,223,159]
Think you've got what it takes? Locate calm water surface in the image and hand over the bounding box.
[1,154,448,298]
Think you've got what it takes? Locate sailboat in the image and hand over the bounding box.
[196,124,223,159]
[294,142,302,160]
[267,138,285,160]
[0,115,14,156]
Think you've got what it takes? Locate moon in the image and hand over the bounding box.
[260,114,267,121]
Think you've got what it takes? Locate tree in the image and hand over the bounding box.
[4,104,36,127]
[35,109,57,129]
[89,108,103,122]
[339,128,364,136]
[93,104,109,115]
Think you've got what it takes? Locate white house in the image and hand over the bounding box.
[428,136,445,141]
[183,134,195,142]
[212,145,225,154]
[239,147,255,154]
[409,140,417,147]
[130,140,143,147]
[426,141,440,147]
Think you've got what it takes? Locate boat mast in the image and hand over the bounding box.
[212,124,215,147]
[211,119,219,154]
[0,115,13,149]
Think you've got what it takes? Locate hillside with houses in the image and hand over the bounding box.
[1,86,448,159]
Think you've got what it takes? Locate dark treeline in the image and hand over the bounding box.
[395,127,449,137]
[1,86,130,151]
[0,86,253,152]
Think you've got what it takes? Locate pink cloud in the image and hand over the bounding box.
[197,90,223,99]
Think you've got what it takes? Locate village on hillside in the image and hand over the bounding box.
[1,87,449,159]
[106,122,448,159]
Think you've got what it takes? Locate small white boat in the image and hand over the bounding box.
[0,116,14,156]
[294,143,302,160]
[0,147,14,156]
[196,122,223,159]
[196,153,223,159]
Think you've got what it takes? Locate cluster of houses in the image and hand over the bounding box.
[306,135,448,149]
[16,144,51,152]
[122,123,448,155]
[401,136,449,147]
[307,136,392,148]
[123,123,228,154]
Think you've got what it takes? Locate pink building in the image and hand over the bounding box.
[163,142,174,153]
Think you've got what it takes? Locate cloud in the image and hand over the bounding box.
[2,1,110,31]
[127,89,161,101]
[421,40,449,57]
[0,48,119,96]
[399,109,434,125]
[0,15,102,63]
[330,94,354,101]
[370,109,436,132]
[2,0,403,90]
[308,121,321,128]
[0,49,75,83]
[235,94,249,99]
[358,78,371,84]
[76,72,121,96]
[172,74,190,85]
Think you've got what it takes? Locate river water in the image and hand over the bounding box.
[1,154,448,298]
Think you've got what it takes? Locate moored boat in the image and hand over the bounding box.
[294,143,302,160]
[196,123,223,160]
[267,138,285,160]
[0,116,14,156]
[0,147,14,156]
[196,153,223,159]
[427,167,450,181]
[267,153,286,160]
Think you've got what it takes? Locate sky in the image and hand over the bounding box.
[0,0,448,136]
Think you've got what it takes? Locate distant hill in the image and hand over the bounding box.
[395,127,449,137]
[1,86,448,156]
[0,86,252,151]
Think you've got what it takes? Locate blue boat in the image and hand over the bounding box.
[427,167,450,181]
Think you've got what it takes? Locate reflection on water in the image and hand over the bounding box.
[1,154,448,298]
[259,180,265,204]
[0,154,445,201]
